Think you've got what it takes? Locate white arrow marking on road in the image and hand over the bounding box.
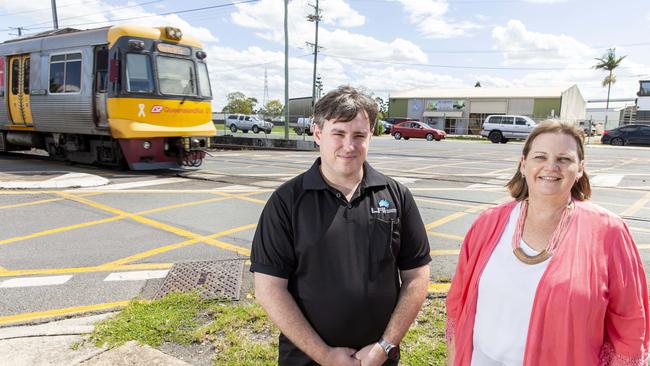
[0,275,73,288]
[103,270,169,282]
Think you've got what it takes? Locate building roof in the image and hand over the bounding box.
[390,86,575,99]
[586,101,636,111]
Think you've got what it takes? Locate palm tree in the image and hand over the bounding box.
[594,48,626,109]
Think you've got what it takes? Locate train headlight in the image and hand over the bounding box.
[143,141,152,150]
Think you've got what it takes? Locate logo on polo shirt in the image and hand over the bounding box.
[371,199,397,214]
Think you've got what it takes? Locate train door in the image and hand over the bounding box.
[94,46,109,128]
[7,55,32,125]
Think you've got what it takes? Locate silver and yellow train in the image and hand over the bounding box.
[0,25,216,169]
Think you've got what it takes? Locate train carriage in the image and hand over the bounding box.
[0,25,216,169]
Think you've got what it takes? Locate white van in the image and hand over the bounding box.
[480,115,537,143]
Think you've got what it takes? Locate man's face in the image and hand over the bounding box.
[313,111,372,182]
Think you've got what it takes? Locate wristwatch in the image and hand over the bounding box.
[378,336,400,360]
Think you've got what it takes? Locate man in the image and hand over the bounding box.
[251,86,431,366]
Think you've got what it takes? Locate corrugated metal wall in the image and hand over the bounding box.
[31,95,98,134]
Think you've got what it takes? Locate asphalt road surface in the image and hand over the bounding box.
[1,135,649,325]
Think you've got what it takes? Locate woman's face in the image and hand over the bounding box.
[520,132,584,200]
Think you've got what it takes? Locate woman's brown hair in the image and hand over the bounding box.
[506,119,591,201]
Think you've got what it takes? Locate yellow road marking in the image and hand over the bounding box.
[430,249,461,256]
[0,301,130,326]
[0,189,273,194]
[424,196,510,231]
[213,191,267,205]
[428,232,464,241]
[0,192,102,210]
[415,198,474,209]
[102,223,257,266]
[621,192,650,217]
[58,193,253,256]
[425,212,468,230]
[0,263,173,278]
[428,283,451,293]
[0,216,125,246]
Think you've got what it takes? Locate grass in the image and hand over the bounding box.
[88,292,448,365]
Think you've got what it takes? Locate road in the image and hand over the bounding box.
[1,135,649,325]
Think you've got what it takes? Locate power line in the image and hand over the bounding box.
[0,1,88,17]
[15,0,259,32]
[21,0,165,29]
[319,53,648,72]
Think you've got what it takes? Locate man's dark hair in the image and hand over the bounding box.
[313,86,378,129]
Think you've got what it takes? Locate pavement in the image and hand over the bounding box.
[0,313,192,365]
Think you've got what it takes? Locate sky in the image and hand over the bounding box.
[1,0,649,110]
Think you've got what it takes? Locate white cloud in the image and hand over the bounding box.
[0,0,218,43]
[522,0,567,3]
[230,0,427,63]
[393,0,481,39]
[492,20,594,65]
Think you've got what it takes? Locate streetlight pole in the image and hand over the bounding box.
[51,0,59,30]
[308,0,321,111]
[283,0,289,139]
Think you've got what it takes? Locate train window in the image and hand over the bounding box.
[23,58,30,95]
[157,56,197,96]
[126,54,154,93]
[49,52,82,94]
[11,59,19,95]
[197,63,212,97]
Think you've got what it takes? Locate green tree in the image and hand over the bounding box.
[594,48,626,109]
[222,92,258,114]
[259,99,284,118]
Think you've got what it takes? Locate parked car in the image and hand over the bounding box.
[480,115,537,143]
[601,124,650,146]
[295,117,314,136]
[225,114,273,134]
[378,120,392,134]
[391,121,446,141]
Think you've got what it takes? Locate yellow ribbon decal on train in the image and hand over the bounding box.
[107,98,216,139]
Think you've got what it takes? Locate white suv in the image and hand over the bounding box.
[481,115,537,143]
[294,117,314,136]
[225,114,273,134]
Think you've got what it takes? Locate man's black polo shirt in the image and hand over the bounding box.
[251,158,431,366]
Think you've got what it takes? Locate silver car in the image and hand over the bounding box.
[225,114,273,134]
[480,115,537,143]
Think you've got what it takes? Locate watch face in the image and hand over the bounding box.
[387,345,399,360]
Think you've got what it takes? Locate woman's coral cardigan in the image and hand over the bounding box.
[446,200,649,365]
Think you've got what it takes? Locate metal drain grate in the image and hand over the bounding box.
[153,259,245,301]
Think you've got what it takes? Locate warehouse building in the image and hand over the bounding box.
[388,85,586,134]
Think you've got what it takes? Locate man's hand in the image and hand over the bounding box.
[320,347,361,366]
[353,342,388,366]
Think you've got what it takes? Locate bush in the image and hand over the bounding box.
[374,122,385,136]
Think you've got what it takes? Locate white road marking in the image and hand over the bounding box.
[0,275,73,288]
[103,270,169,282]
[590,174,624,188]
[391,176,420,185]
[74,177,188,191]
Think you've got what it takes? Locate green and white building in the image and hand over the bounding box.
[388,85,586,134]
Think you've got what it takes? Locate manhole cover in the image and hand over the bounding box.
[154,259,245,300]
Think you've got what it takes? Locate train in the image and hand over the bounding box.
[0,25,216,169]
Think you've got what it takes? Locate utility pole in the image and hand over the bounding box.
[263,64,269,108]
[283,0,289,139]
[51,0,59,30]
[307,0,321,111]
[9,27,24,36]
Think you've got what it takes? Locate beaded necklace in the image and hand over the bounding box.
[512,199,574,265]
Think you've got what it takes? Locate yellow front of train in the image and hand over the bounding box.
[106,25,216,169]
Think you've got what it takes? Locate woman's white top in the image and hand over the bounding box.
[471,202,550,365]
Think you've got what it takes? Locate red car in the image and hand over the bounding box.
[391,121,446,141]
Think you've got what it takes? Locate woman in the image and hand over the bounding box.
[446,120,649,365]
